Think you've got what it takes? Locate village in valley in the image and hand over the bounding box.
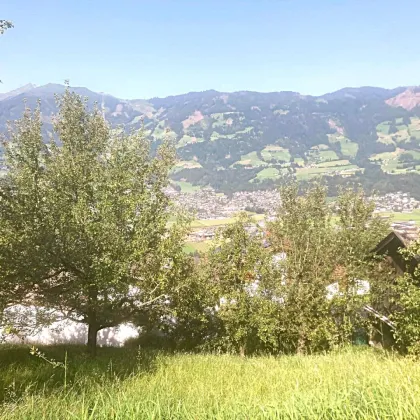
[166,187,420,246]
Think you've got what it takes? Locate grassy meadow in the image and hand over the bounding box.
[191,214,265,228]
[2,346,420,419]
[378,210,420,223]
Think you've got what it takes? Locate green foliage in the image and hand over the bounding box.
[2,84,420,194]
[176,185,390,356]
[267,184,389,353]
[0,20,13,84]
[0,20,13,35]
[391,241,420,356]
[3,346,420,418]
[202,213,280,355]
[0,87,191,352]
[333,189,389,343]
[399,152,415,163]
[268,184,338,352]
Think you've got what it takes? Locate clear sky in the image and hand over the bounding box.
[1,0,420,99]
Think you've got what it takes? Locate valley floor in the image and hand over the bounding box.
[1,345,420,419]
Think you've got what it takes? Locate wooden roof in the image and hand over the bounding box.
[373,231,420,276]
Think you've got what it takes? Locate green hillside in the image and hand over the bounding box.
[1,84,420,195]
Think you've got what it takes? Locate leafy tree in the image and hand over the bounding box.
[0,20,13,83]
[268,183,337,353]
[332,188,389,343]
[403,115,411,126]
[0,87,190,354]
[0,20,13,35]
[390,241,420,355]
[268,184,389,352]
[399,152,414,163]
[204,213,279,355]
[388,124,398,135]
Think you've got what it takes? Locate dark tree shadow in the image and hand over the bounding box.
[0,344,160,404]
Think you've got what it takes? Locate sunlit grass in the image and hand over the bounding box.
[2,346,420,419]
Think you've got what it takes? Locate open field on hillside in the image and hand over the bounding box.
[191,214,265,228]
[328,135,359,158]
[261,145,291,162]
[296,163,359,180]
[317,159,351,168]
[307,145,339,163]
[377,210,420,223]
[376,118,420,145]
[371,149,420,175]
[173,181,201,193]
[183,241,212,253]
[234,151,267,168]
[2,346,420,419]
[253,167,282,181]
[171,160,202,174]
[176,135,205,148]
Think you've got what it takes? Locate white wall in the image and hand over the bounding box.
[1,305,139,347]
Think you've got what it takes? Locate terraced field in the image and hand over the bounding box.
[253,167,282,181]
[376,117,420,146]
[234,151,267,168]
[172,160,202,173]
[328,134,359,157]
[371,149,420,175]
[261,145,291,163]
[306,145,339,163]
[296,163,359,180]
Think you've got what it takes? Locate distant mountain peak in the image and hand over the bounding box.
[0,83,36,101]
[386,87,420,110]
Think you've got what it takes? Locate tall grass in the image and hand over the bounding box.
[1,345,420,419]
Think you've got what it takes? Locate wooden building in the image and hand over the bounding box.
[373,231,420,277]
[369,231,419,348]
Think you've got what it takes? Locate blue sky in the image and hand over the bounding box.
[1,0,420,99]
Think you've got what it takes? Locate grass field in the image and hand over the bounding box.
[173,181,201,193]
[2,346,420,419]
[307,146,339,164]
[328,135,359,158]
[371,149,420,175]
[296,164,358,180]
[254,167,281,181]
[183,241,212,253]
[171,160,202,174]
[233,151,267,168]
[176,135,205,148]
[377,210,420,223]
[261,145,291,163]
[316,159,351,168]
[376,118,420,146]
[191,214,265,228]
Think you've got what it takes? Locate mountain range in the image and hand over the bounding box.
[1,83,420,195]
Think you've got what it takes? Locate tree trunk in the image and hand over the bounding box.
[297,333,306,355]
[87,323,98,356]
[239,344,246,357]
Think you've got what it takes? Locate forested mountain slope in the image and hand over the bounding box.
[1,83,420,194]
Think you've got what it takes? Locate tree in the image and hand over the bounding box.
[268,183,337,353]
[204,213,280,355]
[268,184,389,352]
[390,240,420,355]
[0,20,13,35]
[399,152,414,163]
[0,87,190,354]
[332,188,389,343]
[0,20,13,83]
[388,124,398,135]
